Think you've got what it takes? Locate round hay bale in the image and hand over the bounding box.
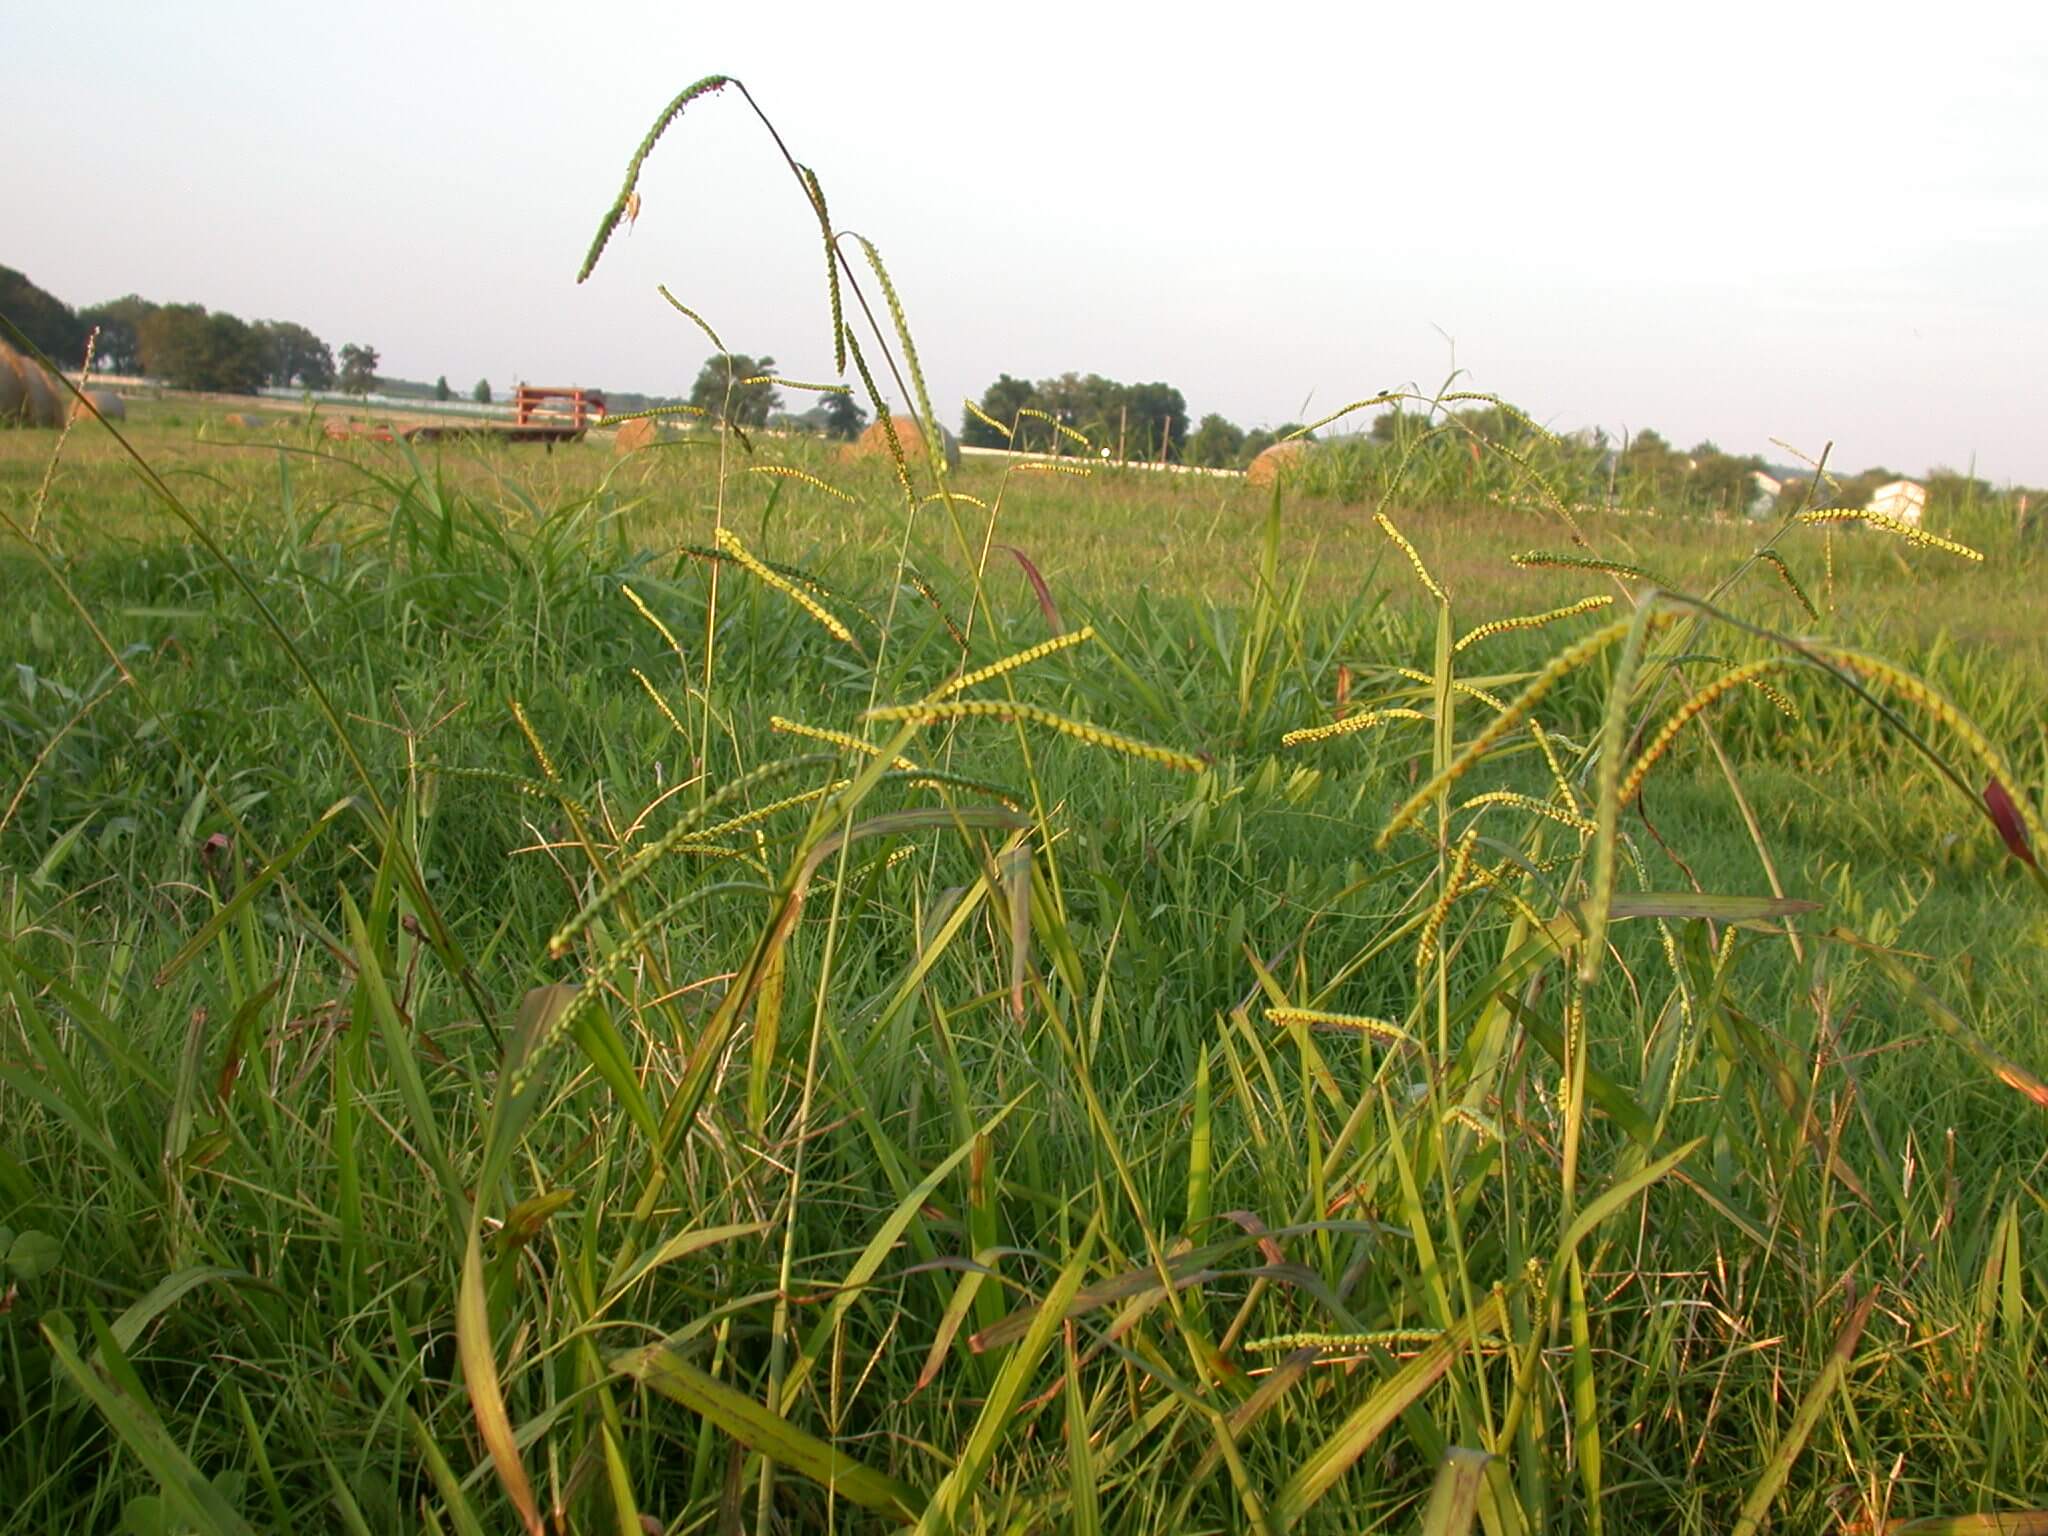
[71,389,127,423]
[1246,440,1309,487]
[845,414,960,471]
[15,352,63,429]
[612,416,661,454]
[0,345,26,424]
[220,412,266,430]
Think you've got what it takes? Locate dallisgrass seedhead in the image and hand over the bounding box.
[1459,790,1598,838]
[904,569,968,649]
[865,699,1206,773]
[1746,674,1801,721]
[578,74,733,283]
[843,328,915,510]
[1247,1327,1510,1355]
[1813,644,2048,873]
[1415,827,1480,975]
[1617,658,1789,805]
[508,698,559,782]
[1454,595,1613,654]
[631,668,687,737]
[546,752,836,958]
[1374,513,1447,604]
[713,526,861,652]
[1512,550,1662,583]
[1393,667,1510,713]
[744,464,856,502]
[1263,1007,1415,1046]
[1016,407,1094,453]
[847,235,940,471]
[597,403,708,426]
[963,399,1013,441]
[931,625,1095,702]
[771,715,921,772]
[621,584,686,667]
[1378,615,1650,849]
[1795,509,1984,561]
[1752,548,1821,623]
[1281,707,1431,747]
[657,287,727,356]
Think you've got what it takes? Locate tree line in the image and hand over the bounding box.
[0,266,421,398]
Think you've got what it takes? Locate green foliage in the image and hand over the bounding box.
[1185,412,1245,467]
[963,370,1189,459]
[432,375,452,402]
[336,342,379,395]
[3,80,2046,1536]
[0,265,87,364]
[134,305,269,393]
[820,388,867,440]
[471,377,491,404]
[251,319,333,390]
[78,294,155,375]
[963,372,1037,447]
[688,350,781,427]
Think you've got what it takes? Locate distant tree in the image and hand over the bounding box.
[688,353,781,428]
[1829,466,1896,511]
[78,295,156,375]
[962,374,1038,449]
[1616,428,1686,507]
[432,375,452,402]
[337,343,380,396]
[1122,380,1189,461]
[253,320,334,389]
[131,304,267,392]
[203,313,268,393]
[472,378,492,404]
[1369,407,1431,445]
[821,389,868,441]
[0,266,87,364]
[1686,440,1767,514]
[1185,413,1245,468]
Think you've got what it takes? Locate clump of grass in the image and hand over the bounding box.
[2,73,2045,1536]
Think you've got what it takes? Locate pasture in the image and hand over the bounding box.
[1,394,2045,1534]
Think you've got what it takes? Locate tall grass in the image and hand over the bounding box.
[2,82,2045,1536]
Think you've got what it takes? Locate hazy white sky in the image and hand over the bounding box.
[8,2,2046,480]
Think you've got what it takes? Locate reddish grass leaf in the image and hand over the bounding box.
[1984,777,2037,867]
[1000,545,1064,635]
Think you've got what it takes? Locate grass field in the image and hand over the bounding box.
[2,389,2043,1534]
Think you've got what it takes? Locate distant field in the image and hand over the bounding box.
[1,400,2044,1533]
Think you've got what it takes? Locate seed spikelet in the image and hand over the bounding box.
[1454,595,1613,654]
[1618,659,1786,804]
[932,625,1095,701]
[1375,513,1447,603]
[1264,1007,1415,1045]
[1795,509,1983,560]
[1282,707,1431,747]
[865,699,1205,773]
[1379,616,1645,848]
[714,525,860,652]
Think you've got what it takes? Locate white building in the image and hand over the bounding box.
[1748,471,1782,519]
[1865,479,1926,526]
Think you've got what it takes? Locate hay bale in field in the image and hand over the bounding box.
[1245,440,1309,486]
[839,413,960,470]
[612,416,663,454]
[70,389,127,423]
[0,339,66,427]
[0,347,26,424]
[220,412,266,430]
